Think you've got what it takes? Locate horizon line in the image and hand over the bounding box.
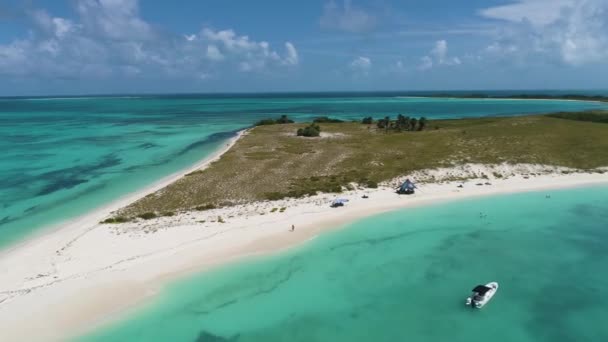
[2,88,608,99]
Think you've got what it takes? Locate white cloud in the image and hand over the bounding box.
[320,0,377,33]
[75,0,154,41]
[480,0,608,66]
[430,40,448,63]
[419,40,461,70]
[29,9,76,39]
[0,0,299,79]
[206,45,224,61]
[479,0,575,27]
[350,56,372,71]
[283,42,299,66]
[198,28,297,71]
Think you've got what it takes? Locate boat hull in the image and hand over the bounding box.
[465,282,498,308]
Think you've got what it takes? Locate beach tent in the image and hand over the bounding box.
[397,179,417,195]
[330,199,349,207]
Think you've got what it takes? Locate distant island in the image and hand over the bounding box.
[110,110,608,222]
[412,93,608,103]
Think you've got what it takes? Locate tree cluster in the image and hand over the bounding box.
[313,116,344,123]
[297,123,321,137]
[374,115,428,132]
[255,115,294,126]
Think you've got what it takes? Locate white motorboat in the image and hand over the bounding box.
[465,282,498,308]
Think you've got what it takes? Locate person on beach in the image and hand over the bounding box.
[291,224,295,232]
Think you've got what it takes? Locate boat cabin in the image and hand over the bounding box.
[472,285,492,300]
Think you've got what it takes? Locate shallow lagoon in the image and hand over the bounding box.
[2,94,607,247]
[82,185,608,342]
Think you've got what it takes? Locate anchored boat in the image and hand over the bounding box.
[465,282,498,308]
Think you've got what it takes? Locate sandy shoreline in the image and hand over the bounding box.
[0,152,607,340]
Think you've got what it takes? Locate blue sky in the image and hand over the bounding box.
[1,0,607,95]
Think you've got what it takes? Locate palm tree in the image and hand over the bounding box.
[396,114,409,131]
[418,117,428,131]
[409,118,418,131]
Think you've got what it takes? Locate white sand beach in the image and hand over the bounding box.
[0,135,607,341]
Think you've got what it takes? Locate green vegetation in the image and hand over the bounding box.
[376,115,427,132]
[313,116,344,123]
[138,212,157,220]
[116,114,608,220]
[194,204,216,211]
[255,115,294,126]
[547,110,608,124]
[297,123,321,137]
[361,117,373,125]
[101,216,129,224]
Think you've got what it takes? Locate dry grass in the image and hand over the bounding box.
[116,115,608,219]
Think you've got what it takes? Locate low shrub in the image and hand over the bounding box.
[264,192,285,201]
[101,216,129,224]
[255,118,278,126]
[255,115,294,126]
[366,180,378,188]
[297,124,321,137]
[138,212,157,220]
[492,172,503,178]
[195,204,216,211]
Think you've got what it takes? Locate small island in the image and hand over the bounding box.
[111,110,608,221]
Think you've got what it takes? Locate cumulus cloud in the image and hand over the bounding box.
[206,45,224,61]
[75,0,154,41]
[0,0,299,80]
[419,40,461,70]
[197,28,298,71]
[284,42,299,66]
[320,0,377,33]
[480,0,608,66]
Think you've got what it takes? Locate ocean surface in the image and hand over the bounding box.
[1,93,608,247]
[81,185,608,342]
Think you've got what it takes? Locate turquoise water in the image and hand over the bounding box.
[2,93,608,247]
[82,185,608,342]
